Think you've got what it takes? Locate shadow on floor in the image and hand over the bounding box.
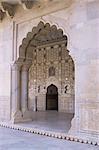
[19,111,74,133]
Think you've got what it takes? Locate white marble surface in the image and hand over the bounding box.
[0,126,98,150]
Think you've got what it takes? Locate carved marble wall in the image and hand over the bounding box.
[28,41,75,113]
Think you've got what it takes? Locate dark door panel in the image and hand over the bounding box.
[46,84,58,111]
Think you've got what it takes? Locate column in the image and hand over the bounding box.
[21,64,32,121]
[11,63,22,123]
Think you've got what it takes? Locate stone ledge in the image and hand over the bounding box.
[0,122,98,146]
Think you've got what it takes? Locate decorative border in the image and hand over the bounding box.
[0,122,98,146]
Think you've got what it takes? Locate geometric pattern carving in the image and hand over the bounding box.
[28,38,75,113]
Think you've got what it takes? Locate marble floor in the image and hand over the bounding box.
[0,126,99,150]
[19,111,74,133]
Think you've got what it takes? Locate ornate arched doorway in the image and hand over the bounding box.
[11,21,75,128]
[46,84,58,110]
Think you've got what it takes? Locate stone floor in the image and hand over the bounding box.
[0,126,99,150]
[19,111,74,133]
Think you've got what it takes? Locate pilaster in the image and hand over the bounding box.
[21,64,32,121]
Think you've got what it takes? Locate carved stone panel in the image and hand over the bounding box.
[28,41,74,113]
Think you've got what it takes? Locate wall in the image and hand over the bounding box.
[0,18,12,121]
[28,43,74,113]
[68,0,99,141]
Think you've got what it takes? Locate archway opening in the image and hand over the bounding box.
[13,21,75,133]
[46,84,58,111]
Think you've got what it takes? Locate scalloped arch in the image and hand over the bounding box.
[19,21,67,62]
